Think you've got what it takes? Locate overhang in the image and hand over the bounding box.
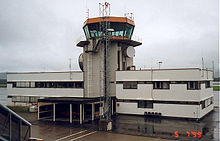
[77,38,142,47]
[83,16,135,27]
[38,97,103,104]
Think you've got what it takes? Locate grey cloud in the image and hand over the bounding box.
[0,0,218,76]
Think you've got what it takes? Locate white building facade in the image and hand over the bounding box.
[7,68,214,120]
[7,71,83,103]
[116,68,214,119]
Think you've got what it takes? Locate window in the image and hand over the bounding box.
[205,81,211,88]
[29,97,39,103]
[123,81,137,89]
[201,101,205,109]
[153,81,170,89]
[138,101,153,108]
[12,96,29,102]
[201,97,213,109]
[7,82,16,87]
[187,81,201,90]
[83,25,90,39]
[75,82,83,88]
[83,22,135,39]
[210,97,213,104]
[35,82,83,88]
[124,23,134,38]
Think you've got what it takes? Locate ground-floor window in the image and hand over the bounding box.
[12,96,40,103]
[138,101,153,108]
[201,97,213,109]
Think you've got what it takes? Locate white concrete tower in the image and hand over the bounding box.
[77,5,142,121]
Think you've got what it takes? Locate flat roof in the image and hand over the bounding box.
[6,68,213,75]
[117,68,213,72]
[38,97,103,104]
[83,16,135,27]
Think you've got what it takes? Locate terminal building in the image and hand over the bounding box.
[7,3,214,124]
[7,68,214,122]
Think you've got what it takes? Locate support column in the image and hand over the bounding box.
[82,104,85,121]
[70,104,72,123]
[37,103,40,120]
[92,103,95,121]
[53,103,56,122]
[112,99,114,115]
[80,104,82,124]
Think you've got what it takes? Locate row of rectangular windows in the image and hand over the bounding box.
[8,82,84,88]
[117,98,213,109]
[11,96,40,103]
[120,81,211,90]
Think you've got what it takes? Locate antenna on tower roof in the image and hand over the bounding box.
[124,12,134,21]
[201,57,205,77]
[99,2,110,17]
[86,8,89,19]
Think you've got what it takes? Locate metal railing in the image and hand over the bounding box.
[0,104,31,141]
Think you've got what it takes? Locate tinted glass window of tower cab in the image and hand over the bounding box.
[83,22,134,39]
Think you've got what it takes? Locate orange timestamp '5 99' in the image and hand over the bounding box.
[174,131,202,139]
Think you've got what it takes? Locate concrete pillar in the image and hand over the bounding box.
[82,104,85,120]
[112,99,114,115]
[92,103,95,121]
[37,103,40,120]
[53,103,56,122]
[80,104,82,124]
[70,104,72,123]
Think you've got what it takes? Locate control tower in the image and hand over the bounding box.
[77,2,141,128]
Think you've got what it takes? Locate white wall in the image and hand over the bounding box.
[116,84,153,100]
[116,102,200,118]
[7,72,84,98]
[116,69,213,102]
[7,88,83,97]
[200,83,213,101]
[7,71,83,82]
[152,69,201,81]
[153,84,200,101]
[200,104,214,118]
[201,70,213,81]
[116,71,151,81]
[116,69,213,81]
[116,84,201,101]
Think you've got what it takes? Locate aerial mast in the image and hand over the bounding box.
[99,1,112,122]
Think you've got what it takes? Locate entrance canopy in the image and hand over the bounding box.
[38,97,102,104]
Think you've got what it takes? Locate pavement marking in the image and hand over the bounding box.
[54,130,87,141]
[69,131,97,141]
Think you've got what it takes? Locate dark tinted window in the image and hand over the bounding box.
[138,101,153,108]
[123,81,137,89]
[153,82,170,89]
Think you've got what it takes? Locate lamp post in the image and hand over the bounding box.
[158,61,163,69]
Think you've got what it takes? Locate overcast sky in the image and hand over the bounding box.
[0,0,219,76]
